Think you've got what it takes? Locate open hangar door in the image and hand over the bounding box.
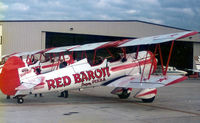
[45,32,193,73]
[152,41,193,74]
[45,32,128,48]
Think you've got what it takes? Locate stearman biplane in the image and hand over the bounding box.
[0,31,198,104]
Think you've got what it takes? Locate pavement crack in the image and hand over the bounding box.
[63,112,79,116]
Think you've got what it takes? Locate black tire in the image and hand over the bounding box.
[17,98,24,104]
[118,89,130,99]
[142,96,155,103]
[64,91,69,98]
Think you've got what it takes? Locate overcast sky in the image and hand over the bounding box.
[0,0,200,31]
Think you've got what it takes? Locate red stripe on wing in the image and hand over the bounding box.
[165,76,187,86]
[97,39,130,49]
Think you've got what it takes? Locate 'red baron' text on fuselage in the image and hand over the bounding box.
[46,67,110,90]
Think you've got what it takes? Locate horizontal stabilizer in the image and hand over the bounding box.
[106,75,187,89]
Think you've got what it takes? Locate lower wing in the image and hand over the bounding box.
[15,76,45,91]
[104,74,187,89]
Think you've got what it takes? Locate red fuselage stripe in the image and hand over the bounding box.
[111,59,152,72]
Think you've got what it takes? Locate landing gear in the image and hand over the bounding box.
[135,88,157,103]
[58,91,68,98]
[17,98,24,104]
[118,89,131,99]
[6,95,10,99]
[141,96,155,103]
[35,93,43,97]
[64,91,69,98]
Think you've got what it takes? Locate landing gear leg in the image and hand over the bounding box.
[64,91,68,98]
[58,91,69,98]
[118,89,131,99]
[6,95,10,99]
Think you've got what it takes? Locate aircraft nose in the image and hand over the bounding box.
[0,56,25,96]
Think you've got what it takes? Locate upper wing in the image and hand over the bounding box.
[119,31,198,47]
[13,49,50,57]
[45,45,80,53]
[70,39,129,51]
[68,31,198,51]
[1,52,19,59]
[104,74,187,89]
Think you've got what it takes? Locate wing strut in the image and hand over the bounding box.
[93,50,97,65]
[140,47,150,82]
[56,52,62,70]
[51,53,56,71]
[158,44,165,74]
[106,48,114,58]
[62,52,65,62]
[81,51,88,59]
[148,44,158,79]
[164,41,174,75]
[135,46,140,59]
[121,48,127,59]
[158,41,175,76]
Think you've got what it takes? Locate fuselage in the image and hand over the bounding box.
[16,51,156,96]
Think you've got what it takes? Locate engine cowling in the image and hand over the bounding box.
[0,56,25,96]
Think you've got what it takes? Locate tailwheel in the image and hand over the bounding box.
[118,89,131,99]
[17,98,24,104]
[141,96,155,103]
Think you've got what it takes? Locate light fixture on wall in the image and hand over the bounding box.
[70,27,74,31]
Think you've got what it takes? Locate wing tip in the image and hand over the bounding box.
[165,76,188,86]
[177,31,199,39]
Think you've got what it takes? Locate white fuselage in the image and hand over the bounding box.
[16,51,154,96]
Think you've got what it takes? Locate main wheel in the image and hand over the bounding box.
[17,98,24,104]
[142,96,155,103]
[118,89,130,99]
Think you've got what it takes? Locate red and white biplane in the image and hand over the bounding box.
[0,31,198,104]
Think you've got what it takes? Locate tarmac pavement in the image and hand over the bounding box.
[0,79,199,123]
